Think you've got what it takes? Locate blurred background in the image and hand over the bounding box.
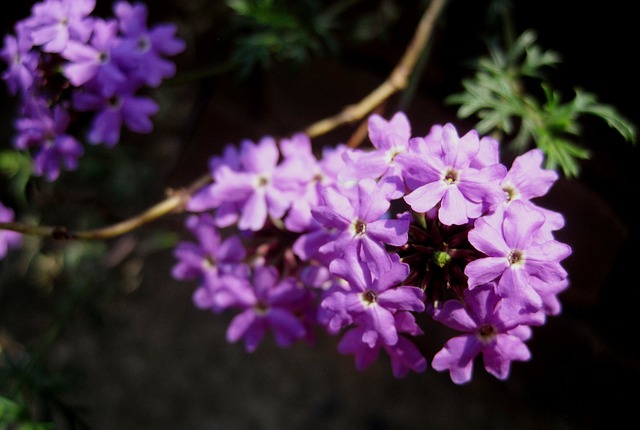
[1,0,638,429]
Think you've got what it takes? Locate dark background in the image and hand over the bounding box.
[1,1,638,429]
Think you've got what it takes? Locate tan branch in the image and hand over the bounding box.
[304,0,448,138]
[0,174,211,240]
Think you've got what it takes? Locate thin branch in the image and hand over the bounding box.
[0,174,211,240]
[304,0,448,138]
[346,102,387,149]
[0,0,449,241]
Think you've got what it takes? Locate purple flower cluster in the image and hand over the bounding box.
[1,0,185,181]
[172,111,572,383]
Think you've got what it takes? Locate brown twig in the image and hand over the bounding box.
[0,174,211,240]
[0,0,448,241]
[345,102,387,149]
[304,0,448,138]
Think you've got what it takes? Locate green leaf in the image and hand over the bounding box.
[0,396,53,429]
[0,396,22,422]
[572,89,637,144]
[0,150,32,204]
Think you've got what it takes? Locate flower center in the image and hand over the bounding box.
[477,324,497,343]
[353,219,367,236]
[443,168,458,184]
[256,175,269,188]
[385,146,404,164]
[203,255,217,268]
[108,95,122,109]
[433,250,451,268]
[254,301,269,315]
[98,51,110,64]
[507,250,524,266]
[361,290,377,305]
[502,183,521,202]
[137,35,151,52]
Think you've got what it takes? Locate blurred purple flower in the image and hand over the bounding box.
[14,100,83,181]
[25,0,96,53]
[187,144,243,227]
[0,202,22,260]
[201,136,296,231]
[61,18,126,94]
[172,213,249,312]
[0,22,37,96]
[112,1,185,87]
[339,111,412,199]
[72,80,159,146]
[226,265,307,352]
[338,311,426,378]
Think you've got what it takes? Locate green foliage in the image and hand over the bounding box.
[224,0,405,78]
[349,0,401,43]
[0,396,53,430]
[226,0,338,77]
[0,150,31,206]
[446,30,637,177]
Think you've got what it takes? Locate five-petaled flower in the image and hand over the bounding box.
[431,283,545,384]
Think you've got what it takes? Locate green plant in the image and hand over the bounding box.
[446,29,636,177]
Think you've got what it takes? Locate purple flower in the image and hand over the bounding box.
[431,284,544,384]
[398,123,506,226]
[323,252,424,346]
[25,0,96,53]
[1,22,37,96]
[13,100,83,181]
[72,80,159,146]
[502,149,558,202]
[471,135,501,168]
[13,98,52,151]
[277,133,323,232]
[290,144,353,263]
[61,18,126,94]
[339,111,412,199]
[187,144,243,227]
[225,265,307,352]
[530,276,569,316]
[172,213,249,312]
[310,177,409,275]
[112,1,185,87]
[201,136,296,231]
[32,134,84,182]
[299,263,349,331]
[338,311,427,378]
[0,202,22,260]
[291,223,340,267]
[496,149,565,239]
[464,200,572,311]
